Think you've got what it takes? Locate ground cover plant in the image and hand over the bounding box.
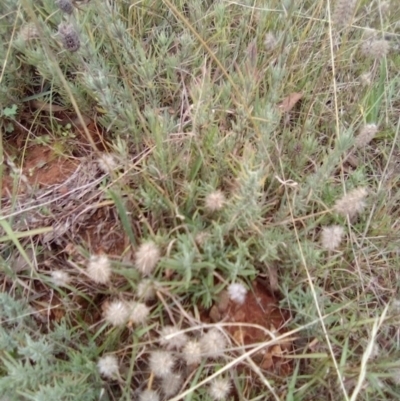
[1,0,400,400]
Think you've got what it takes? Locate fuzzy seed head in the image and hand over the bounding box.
[97,153,119,174]
[264,32,277,51]
[51,270,71,287]
[391,299,400,313]
[205,190,226,212]
[392,369,400,385]
[55,0,74,14]
[182,340,202,365]
[139,389,160,401]
[227,282,248,304]
[161,373,183,397]
[159,325,188,350]
[58,23,80,52]
[19,23,40,41]
[379,1,391,17]
[361,39,390,59]
[209,377,231,400]
[320,225,345,251]
[148,350,175,378]
[332,0,358,28]
[200,328,227,358]
[334,187,368,219]
[87,255,111,284]
[135,242,160,276]
[128,301,150,325]
[195,231,210,247]
[103,300,130,327]
[360,72,372,86]
[355,124,378,148]
[137,279,157,301]
[97,355,119,379]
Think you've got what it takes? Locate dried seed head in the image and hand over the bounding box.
[161,372,183,397]
[334,187,368,219]
[103,300,130,327]
[58,23,80,52]
[182,340,202,365]
[97,153,119,174]
[19,23,40,41]
[55,0,74,14]
[360,72,372,86]
[135,241,160,276]
[159,325,188,350]
[127,301,150,325]
[148,350,175,378]
[332,0,358,28]
[51,270,71,287]
[320,225,345,251]
[355,124,378,147]
[209,377,231,400]
[87,255,111,284]
[97,355,119,379]
[392,369,400,385]
[137,279,157,301]
[361,39,390,59]
[195,231,210,247]
[200,328,227,358]
[139,389,160,401]
[264,32,277,51]
[205,190,226,212]
[227,282,247,305]
[379,1,391,17]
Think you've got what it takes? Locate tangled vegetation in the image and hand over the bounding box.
[1,0,400,400]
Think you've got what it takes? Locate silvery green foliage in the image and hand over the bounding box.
[229,165,265,230]
[0,293,102,401]
[0,1,23,109]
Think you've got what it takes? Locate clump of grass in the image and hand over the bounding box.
[1,0,400,399]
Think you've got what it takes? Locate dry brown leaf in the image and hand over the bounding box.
[278,92,303,112]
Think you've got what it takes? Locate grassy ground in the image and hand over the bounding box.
[1,0,400,400]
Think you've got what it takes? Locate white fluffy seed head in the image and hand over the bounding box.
[264,32,277,51]
[182,340,202,365]
[135,242,161,276]
[97,153,119,174]
[227,282,247,304]
[148,350,175,378]
[355,124,378,148]
[209,377,231,400]
[137,279,157,301]
[332,0,357,28]
[51,270,71,287]
[19,23,40,41]
[334,187,368,219]
[320,225,345,251]
[159,326,188,350]
[161,373,183,397]
[200,328,227,358]
[392,369,400,385]
[87,255,111,284]
[361,39,390,59]
[205,190,226,212]
[103,300,130,327]
[139,389,160,401]
[97,355,119,379]
[128,301,150,325]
